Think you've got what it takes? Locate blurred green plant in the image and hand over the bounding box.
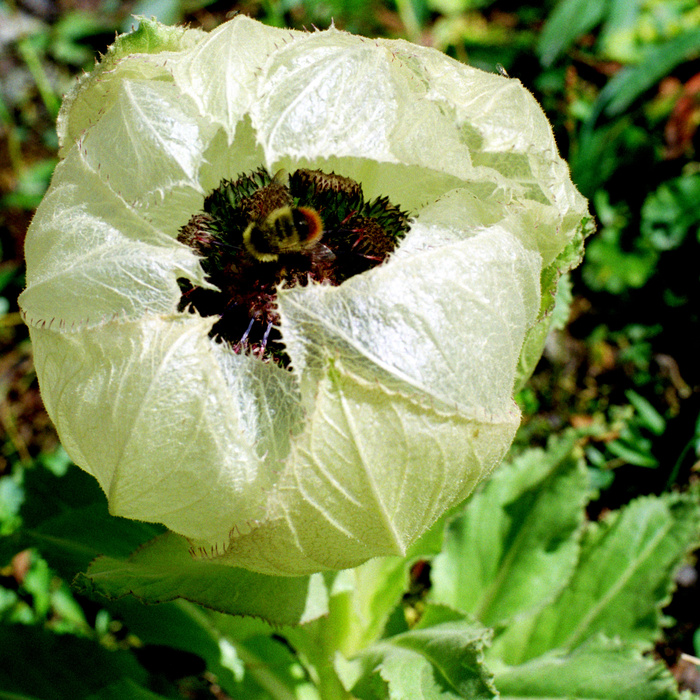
[539,0,700,118]
[1,158,57,211]
[584,175,700,294]
[586,390,665,472]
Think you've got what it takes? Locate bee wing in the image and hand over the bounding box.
[311,243,336,263]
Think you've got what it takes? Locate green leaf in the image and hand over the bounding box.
[595,28,700,117]
[625,390,666,436]
[606,436,658,468]
[494,634,681,700]
[112,15,197,57]
[596,0,647,63]
[327,558,417,656]
[51,12,116,67]
[125,1,185,33]
[583,225,658,293]
[75,532,329,626]
[338,606,498,700]
[0,474,24,535]
[107,599,312,700]
[571,120,652,198]
[86,678,172,700]
[537,0,607,66]
[0,464,163,580]
[490,492,700,665]
[549,272,574,332]
[430,432,589,627]
[208,612,320,700]
[0,625,148,700]
[106,599,241,696]
[641,174,700,251]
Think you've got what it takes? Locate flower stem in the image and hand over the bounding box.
[313,655,351,700]
[286,620,353,700]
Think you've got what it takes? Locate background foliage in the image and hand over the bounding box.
[1,0,699,697]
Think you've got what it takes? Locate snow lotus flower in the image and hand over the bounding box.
[19,16,590,576]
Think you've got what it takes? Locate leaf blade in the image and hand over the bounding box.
[430,432,589,627]
[491,492,700,664]
[75,532,329,626]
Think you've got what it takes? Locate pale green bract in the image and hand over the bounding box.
[19,16,590,575]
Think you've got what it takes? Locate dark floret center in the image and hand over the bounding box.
[177,167,410,367]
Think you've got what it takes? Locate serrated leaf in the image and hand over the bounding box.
[494,634,681,700]
[338,607,497,700]
[75,532,329,626]
[490,492,700,665]
[430,432,589,627]
[56,18,205,153]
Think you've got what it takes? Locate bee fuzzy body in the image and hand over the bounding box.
[243,206,324,262]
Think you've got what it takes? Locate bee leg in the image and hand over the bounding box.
[249,322,273,360]
[240,317,255,345]
[261,322,273,350]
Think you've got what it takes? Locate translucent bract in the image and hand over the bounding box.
[19,16,589,575]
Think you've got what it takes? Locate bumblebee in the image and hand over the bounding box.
[243,205,325,263]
